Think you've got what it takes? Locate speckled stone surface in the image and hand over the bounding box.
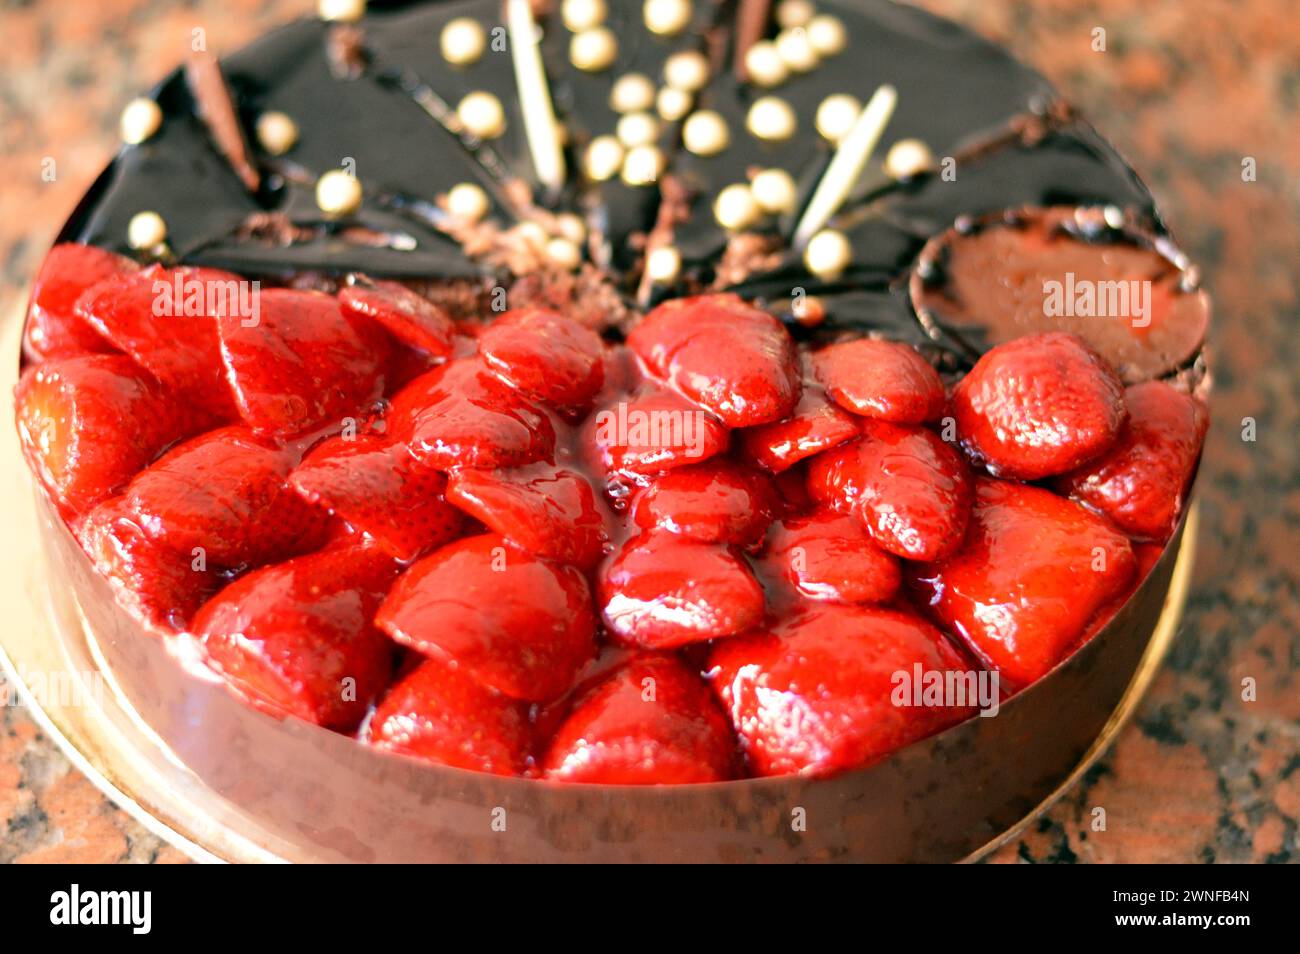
[1,0,1296,864]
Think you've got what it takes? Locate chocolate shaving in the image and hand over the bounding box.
[327,24,370,80]
[185,51,260,193]
[634,173,692,305]
[733,0,772,80]
[711,232,786,288]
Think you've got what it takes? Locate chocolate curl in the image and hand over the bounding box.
[185,50,260,193]
[733,0,772,80]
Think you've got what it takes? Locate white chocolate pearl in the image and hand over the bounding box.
[441,18,486,66]
[562,0,607,32]
[816,93,861,144]
[119,98,162,145]
[744,41,788,88]
[571,27,618,72]
[555,212,587,243]
[584,135,625,181]
[714,183,760,231]
[751,168,797,215]
[610,73,656,113]
[747,96,797,141]
[645,245,682,284]
[547,237,583,270]
[621,145,664,186]
[617,111,660,148]
[316,170,363,216]
[775,0,814,29]
[457,91,506,139]
[885,138,936,179]
[807,14,847,56]
[804,228,852,279]
[664,50,709,92]
[127,211,167,249]
[682,110,729,156]
[776,28,819,72]
[255,111,299,155]
[446,182,490,222]
[644,0,692,36]
[318,0,365,23]
[656,86,693,122]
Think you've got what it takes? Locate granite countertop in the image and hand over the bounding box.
[1,0,1296,864]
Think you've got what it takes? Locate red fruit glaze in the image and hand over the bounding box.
[953,331,1127,480]
[542,654,737,784]
[812,338,946,423]
[290,435,464,562]
[630,459,774,545]
[629,293,800,427]
[478,307,606,409]
[217,288,389,438]
[375,535,596,702]
[762,509,901,604]
[599,533,765,649]
[708,604,977,777]
[739,385,860,473]
[445,463,608,569]
[368,657,531,776]
[1054,381,1208,540]
[338,280,456,357]
[23,243,129,362]
[192,544,399,731]
[910,478,1136,689]
[808,420,973,562]
[586,389,729,480]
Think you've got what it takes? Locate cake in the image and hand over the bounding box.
[13,0,1209,803]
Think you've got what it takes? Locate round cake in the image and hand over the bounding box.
[11,0,1209,859]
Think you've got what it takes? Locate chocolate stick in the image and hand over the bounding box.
[185,50,260,193]
[733,0,772,80]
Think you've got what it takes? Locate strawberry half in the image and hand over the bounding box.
[629,293,801,427]
[586,389,729,481]
[812,338,946,423]
[910,478,1136,689]
[218,288,390,438]
[739,385,860,473]
[1054,380,1208,540]
[388,359,556,470]
[375,534,596,702]
[953,331,1127,480]
[193,543,398,730]
[478,307,606,409]
[368,656,531,776]
[762,509,901,605]
[708,604,978,777]
[122,426,328,568]
[445,463,608,569]
[290,435,462,562]
[15,355,199,517]
[630,458,775,546]
[599,533,765,649]
[338,279,456,357]
[807,420,973,562]
[23,243,129,362]
[541,654,738,784]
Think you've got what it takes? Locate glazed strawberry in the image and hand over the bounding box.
[910,478,1136,689]
[812,338,946,423]
[708,605,977,777]
[338,279,456,357]
[290,435,463,561]
[808,421,972,562]
[599,533,765,649]
[478,307,606,409]
[629,293,800,427]
[193,544,398,730]
[762,509,901,605]
[15,355,199,516]
[541,654,737,784]
[445,463,607,569]
[388,359,556,470]
[952,331,1127,480]
[217,288,390,438]
[1054,381,1208,540]
[23,243,129,362]
[368,657,531,776]
[586,390,728,480]
[79,497,222,630]
[630,459,775,545]
[739,385,860,473]
[376,534,596,702]
[122,426,327,568]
